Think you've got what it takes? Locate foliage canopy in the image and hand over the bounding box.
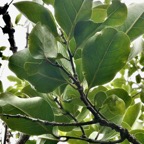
[1,0,144,143]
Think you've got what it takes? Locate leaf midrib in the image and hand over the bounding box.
[125,12,144,35]
[68,0,86,40]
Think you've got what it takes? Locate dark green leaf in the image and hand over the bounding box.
[29,23,57,59]
[82,28,130,88]
[55,0,92,39]
[140,91,144,103]
[0,81,3,93]
[0,46,6,51]
[0,93,54,135]
[94,91,107,109]
[136,74,141,83]
[74,20,102,48]
[9,49,66,93]
[14,1,58,36]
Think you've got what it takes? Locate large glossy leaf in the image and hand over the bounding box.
[123,103,142,127]
[55,0,92,39]
[118,3,144,41]
[82,28,130,88]
[14,1,58,36]
[9,49,66,93]
[29,23,57,59]
[0,93,54,135]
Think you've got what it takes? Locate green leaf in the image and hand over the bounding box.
[82,28,130,88]
[43,0,54,5]
[136,74,141,83]
[29,23,57,59]
[15,13,22,24]
[9,49,66,93]
[61,85,84,114]
[104,0,127,26]
[21,85,42,98]
[74,20,102,48]
[88,86,107,104]
[37,134,58,144]
[55,0,92,39]
[76,108,89,122]
[0,81,3,93]
[74,1,127,48]
[0,46,6,51]
[7,75,22,84]
[106,88,132,108]
[91,4,108,23]
[130,130,144,143]
[104,94,126,115]
[75,59,84,82]
[14,1,58,36]
[140,91,144,103]
[94,91,107,109]
[0,93,54,135]
[54,115,74,132]
[123,103,142,127]
[111,77,126,88]
[118,3,144,41]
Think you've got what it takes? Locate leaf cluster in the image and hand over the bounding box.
[1,0,144,143]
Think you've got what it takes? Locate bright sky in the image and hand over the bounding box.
[0,0,144,90]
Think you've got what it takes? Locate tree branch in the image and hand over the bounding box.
[57,29,140,144]
[0,113,95,127]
